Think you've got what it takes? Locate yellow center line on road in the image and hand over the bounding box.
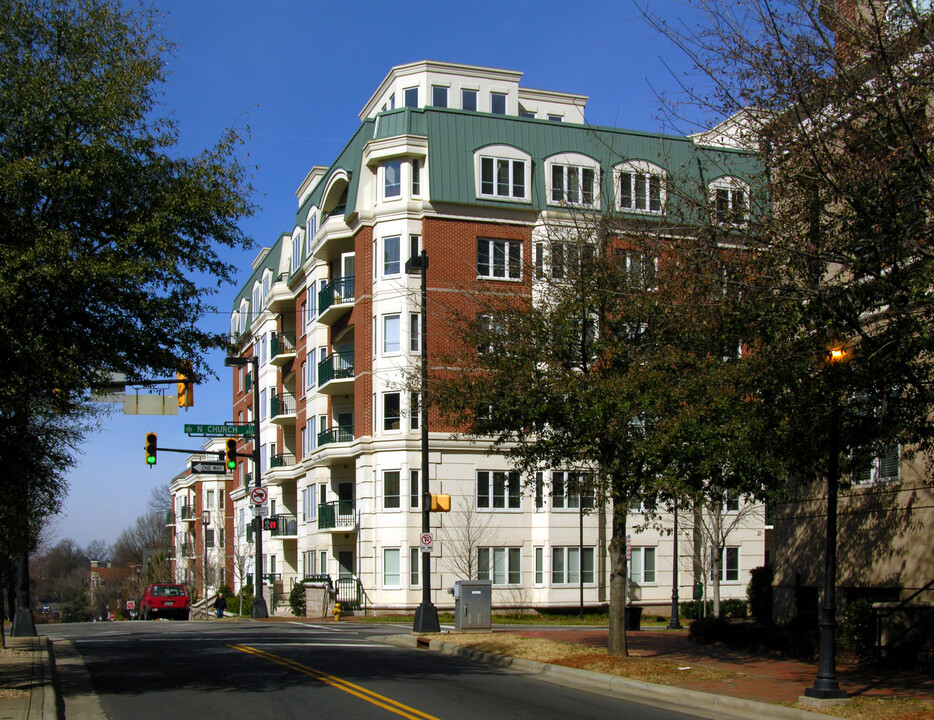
[229,644,442,720]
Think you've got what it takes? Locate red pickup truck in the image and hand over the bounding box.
[141,584,190,620]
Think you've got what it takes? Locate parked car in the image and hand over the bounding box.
[140,584,190,620]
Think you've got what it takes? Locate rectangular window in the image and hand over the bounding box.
[404,87,418,108]
[320,550,327,577]
[383,392,401,430]
[552,547,595,584]
[477,471,520,510]
[384,160,401,199]
[383,548,401,587]
[535,472,544,511]
[462,88,477,111]
[620,171,663,213]
[717,547,740,582]
[551,165,595,206]
[383,470,401,509]
[383,236,401,275]
[629,547,657,583]
[206,490,214,509]
[623,250,658,290]
[477,238,522,279]
[410,470,420,509]
[479,157,526,199]
[431,85,448,107]
[490,92,506,115]
[534,547,544,585]
[477,547,520,584]
[409,313,420,353]
[383,314,400,353]
[205,528,215,549]
[410,392,420,431]
[412,159,421,196]
[410,547,420,586]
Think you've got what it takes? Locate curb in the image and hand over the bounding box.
[382,634,831,720]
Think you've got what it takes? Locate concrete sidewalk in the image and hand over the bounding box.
[0,636,58,720]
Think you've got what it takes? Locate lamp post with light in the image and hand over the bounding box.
[804,343,850,702]
[406,250,440,634]
[201,510,210,620]
[668,498,682,630]
[224,354,269,618]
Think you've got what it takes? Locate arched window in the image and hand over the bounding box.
[614,160,666,214]
[545,152,600,209]
[709,176,749,225]
[474,145,532,202]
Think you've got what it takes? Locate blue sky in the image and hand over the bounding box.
[51,0,706,550]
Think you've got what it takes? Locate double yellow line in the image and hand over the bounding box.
[230,644,441,720]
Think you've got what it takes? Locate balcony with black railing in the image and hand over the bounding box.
[270,514,298,538]
[180,543,195,557]
[318,276,355,324]
[165,511,175,526]
[271,331,296,366]
[271,391,297,423]
[317,501,356,532]
[317,425,353,447]
[179,505,197,522]
[317,351,354,394]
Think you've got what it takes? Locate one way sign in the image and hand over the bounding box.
[190,461,227,475]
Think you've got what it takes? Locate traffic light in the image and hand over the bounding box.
[177,365,194,408]
[262,517,279,531]
[225,438,237,470]
[145,432,157,466]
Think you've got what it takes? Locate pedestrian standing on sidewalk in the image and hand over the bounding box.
[213,593,227,619]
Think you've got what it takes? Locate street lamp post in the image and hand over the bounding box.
[805,345,849,701]
[225,354,268,618]
[408,250,440,634]
[201,510,210,620]
[668,498,682,630]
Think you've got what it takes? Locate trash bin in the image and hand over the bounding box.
[451,580,491,630]
[625,606,643,630]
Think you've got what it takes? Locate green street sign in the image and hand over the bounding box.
[184,423,255,437]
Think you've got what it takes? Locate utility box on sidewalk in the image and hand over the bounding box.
[451,580,491,630]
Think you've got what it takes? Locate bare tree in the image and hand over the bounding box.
[441,498,498,581]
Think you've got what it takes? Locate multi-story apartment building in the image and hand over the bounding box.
[167,437,234,601]
[224,61,767,616]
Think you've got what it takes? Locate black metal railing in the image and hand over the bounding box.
[336,576,364,612]
[271,331,296,359]
[179,505,196,521]
[317,500,356,530]
[318,276,355,316]
[271,514,298,537]
[317,426,353,446]
[271,391,296,418]
[318,351,354,386]
[165,511,175,525]
[180,543,195,557]
[270,453,297,469]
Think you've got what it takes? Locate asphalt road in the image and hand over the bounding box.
[43,620,708,720]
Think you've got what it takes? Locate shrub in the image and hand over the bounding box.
[747,565,773,624]
[679,600,714,619]
[719,598,749,619]
[289,582,306,617]
[688,615,819,660]
[840,597,876,659]
[61,595,92,623]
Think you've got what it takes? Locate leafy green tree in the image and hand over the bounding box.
[0,0,254,579]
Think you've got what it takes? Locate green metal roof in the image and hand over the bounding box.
[234,107,760,313]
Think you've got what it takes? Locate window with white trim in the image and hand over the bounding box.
[616,161,665,213]
[475,146,531,202]
[383,548,401,587]
[404,87,418,108]
[383,314,400,354]
[410,470,420,509]
[410,547,420,586]
[383,392,401,431]
[409,313,420,353]
[431,85,448,108]
[409,392,420,431]
[552,547,595,585]
[383,236,401,275]
[551,471,595,510]
[534,547,544,585]
[477,238,522,279]
[306,211,317,249]
[383,470,401,509]
[714,546,740,582]
[629,547,656,583]
[478,547,520,584]
[857,444,900,484]
[383,160,402,200]
[548,157,598,207]
[291,233,302,274]
[490,92,507,115]
[617,249,658,290]
[477,471,521,510]
[462,88,477,111]
[710,177,748,225]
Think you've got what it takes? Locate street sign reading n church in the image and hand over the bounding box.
[184,423,255,437]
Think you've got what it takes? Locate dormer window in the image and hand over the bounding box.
[616,161,665,214]
[709,177,748,225]
[475,145,531,202]
[547,153,600,209]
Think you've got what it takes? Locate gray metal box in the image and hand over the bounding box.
[453,580,492,630]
